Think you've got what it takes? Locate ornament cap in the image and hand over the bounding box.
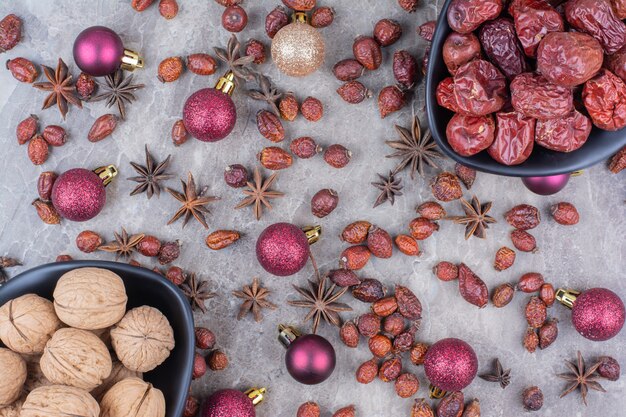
[302,225,322,245]
[244,387,266,406]
[93,165,118,186]
[120,48,144,71]
[215,71,236,96]
[429,384,446,399]
[292,11,309,24]
[556,288,581,309]
[278,324,301,348]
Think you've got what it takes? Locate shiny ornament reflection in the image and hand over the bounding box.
[521,174,570,195]
[271,15,325,77]
[73,26,143,77]
[279,325,335,385]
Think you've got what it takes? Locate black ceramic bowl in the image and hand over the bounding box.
[426,0,626,177]
[0,260,194,417]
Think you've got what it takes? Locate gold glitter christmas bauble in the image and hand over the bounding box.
[271,21,325,77]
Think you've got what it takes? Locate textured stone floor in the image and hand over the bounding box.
[0,1,625,416]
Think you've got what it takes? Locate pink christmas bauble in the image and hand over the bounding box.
[202,389,255,417]
[51,168,106,222]
[183,88,237,142]
[256,223,310,277]
[424,338,478,391]
[522,174,570,195]
[285,334,336,385]
[73,26,124,76]
[572,288,625,341]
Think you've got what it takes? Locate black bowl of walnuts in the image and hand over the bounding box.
[426,0,626,177]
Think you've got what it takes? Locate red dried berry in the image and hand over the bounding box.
[324,144,351,168]
[137,235,162,257]
[409,217,439,240]
[76,230,102,253]
[16,115,38,145]
[337,81,371,103]
[311,7,334,28]
[171,119,189,146]
[510,229,537,252]
[378,85,406,118]
[222,5,247,32]
[265,6,290,39]
[333,59,365,82]
[494,247,515,271]
[433,261,458,281]
[301,96,323,122]
[311,189,339,218]
[166,266,186,286]
[158,240,180,265]
[42,125,67,147]
[290,137,320,159]
[224,164,249,188]
[245,39,266,64]
[550,202,579,225]
[6,57,38,83]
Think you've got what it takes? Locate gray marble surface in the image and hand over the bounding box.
[0,1,625,416]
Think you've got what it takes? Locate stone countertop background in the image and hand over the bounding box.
[0,0,625,416]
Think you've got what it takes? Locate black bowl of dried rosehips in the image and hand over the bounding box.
[426,0,626,176]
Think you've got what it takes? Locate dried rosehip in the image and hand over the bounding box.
[539,283,556,307]
[311,7,334,28]
[416,201,446,220]
[16,114,38,145]
[411,399,434,417]
[340,245,370,270]
[158,240,180,264]
[463,399,480,417]
[378,85,406,118]
[333,405,355,417]
[136,235,161,257]
[522,386,543,411]
[6,57,38,83]
[609,146,626,173]
[282,0,315,11]
[396,285,422,320]
[38,171,57,201]
[479,18,529,80]
[431,172,462,202]
[511,72,574,120]
[166,266,185,286]
[606,45,626,83]
[526,296,547,328]
[395,235,420,256]
[393,50,418,89]
[245,39,266,64]
[509,0,564,57]
[76,72,96,100]
[132,0,155,11]
[517,272,544,293]
[523,327,539,353]
[383,313,405,336]
[28,135,49,165]
[207,349,229,371]
[341,221,371,244]
[446,114,495,156]
[367,226,393,258]
[353,279,386,303]
[266,6,289,39]
[583,69,626,131]
[410,343,429,366]
[510,229,537,252]
[455,163,476,190]
[433,261,458,281]
[437,391,464,417]
[290,137,320,159]
[159,0,178,19]
[157,56,184,83]
[393,328,416,353]
[409,217,439,240]
[32,198,60,225]
[311,189,339,218]
[76,230,102,253]
[443,32,482,76]
[56,255,73,262]
[301,97,323,122]
[186,54,217,75]
[436,77,459,112]
[259,147,293,170]
[353,36,382,70]
[488,112,535,166]
[448,0,503,33]
[373,19,402,47]
[597,356,620,381]
[356,358,378,384]
[395,373,419,398]
[279,92,299,121]
[551,202,579,225]
[205,230,240,250]
[372,297,398,317]
[42,125,67,147]
[88,114,118,142]
[398,0,418,12]
[492,283,514,307]
[0,14,22,52]
[538,318,558,349]
[297,402,320,417]
[337,81,371,103]
[339,321,359,348]
[357,312,382,337]
[535,111,592,152]
[566,0,626,55]
[454,60,507,116]
[192,352,207,379]
[418,21,436,42]
[183,395,199,417]
[369,334,393,357]
[195,327,216,349]
[458,264,488,308]
[379,357,402,382]
[257,110,285,142]
[505,204,540,230]
[223,164,248,188]
[171,119,188,146]
[324,144,351,168]
[222,5,248,32]
[328,268,361,287]
[333,59,364,81]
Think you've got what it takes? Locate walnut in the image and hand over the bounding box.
[0,348,26,407]
[0,397,23,417]
[91,360,142,401]
[100,377,165,417]
[53,267,128,330]
[40,328,112,391]
[111,306,174,372]
[0,294,62,354]
[23,355,51,394]
[21,385,99,417]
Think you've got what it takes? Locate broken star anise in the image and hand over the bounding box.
[235,167,284,220]
[372,170,403,208]
[92,69,145,120]
[214,34,255,84]
[128,145,173,199]
[0,257,21,285]
[386,115,442,179]
[558,351,606,406]
[233,277,277,322]
[181,273,216,314]
[480,358,511,389]
[33,58,82,119]
[98,228,145,260]
[449,195,496,239]
[248,73,282,117]
[166,172,220,229]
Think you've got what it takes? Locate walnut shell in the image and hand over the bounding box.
[0,397,23,417]
[0,348,26,407]
[21,385,99,417]
[91,360,142,401]
[100,377,165,417]
[23,355,51,394]
[0,294,62,354]
[111,306,174,372]
[53,267,128,330]
[40,328,112,391]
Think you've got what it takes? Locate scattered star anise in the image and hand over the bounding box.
[166,172,220,229]
[235,167,284,220]
[385,115,442,179]
[92,69,145,120]
[288,275,352,334]
[480,358,511,389]
[128,145,173,199]
[248,73,282,117]
[0,257,21,285]
[98,228,145,260]
[558,351,606,406]
[233,277,277,322]
[372,171,403,208]
[214,34,255,84]
[33,58,82,119]
[449,195,496,239]
[181,273,216,314]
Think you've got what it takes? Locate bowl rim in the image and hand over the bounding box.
[425,0,626,177]
[0,260,194,417]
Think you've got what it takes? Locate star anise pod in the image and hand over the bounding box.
[233,277,277,322]
[0,257,21,285]
[385,115,443,179]
[128,145,173,199]
[98,228,145,260]
[214,34,255,84]
[372,171,403,208]
[235,167,284,220]
[166,172,220,229]
[558,351,606,406]
[449,195,496,239]
[288,275,352,334]
[91,69,145,120]
[33,58,82,119]
[480,358,511,389]
[181,273,216,314]
[247,73,282,117]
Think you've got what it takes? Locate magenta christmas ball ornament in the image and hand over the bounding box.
[73,26,143,76]
[424,337,478,395]
[278,325,336,385]
[256,223,321,277]
[182,85,237,142]
[202,388,265,417]
[522,173,571,195]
